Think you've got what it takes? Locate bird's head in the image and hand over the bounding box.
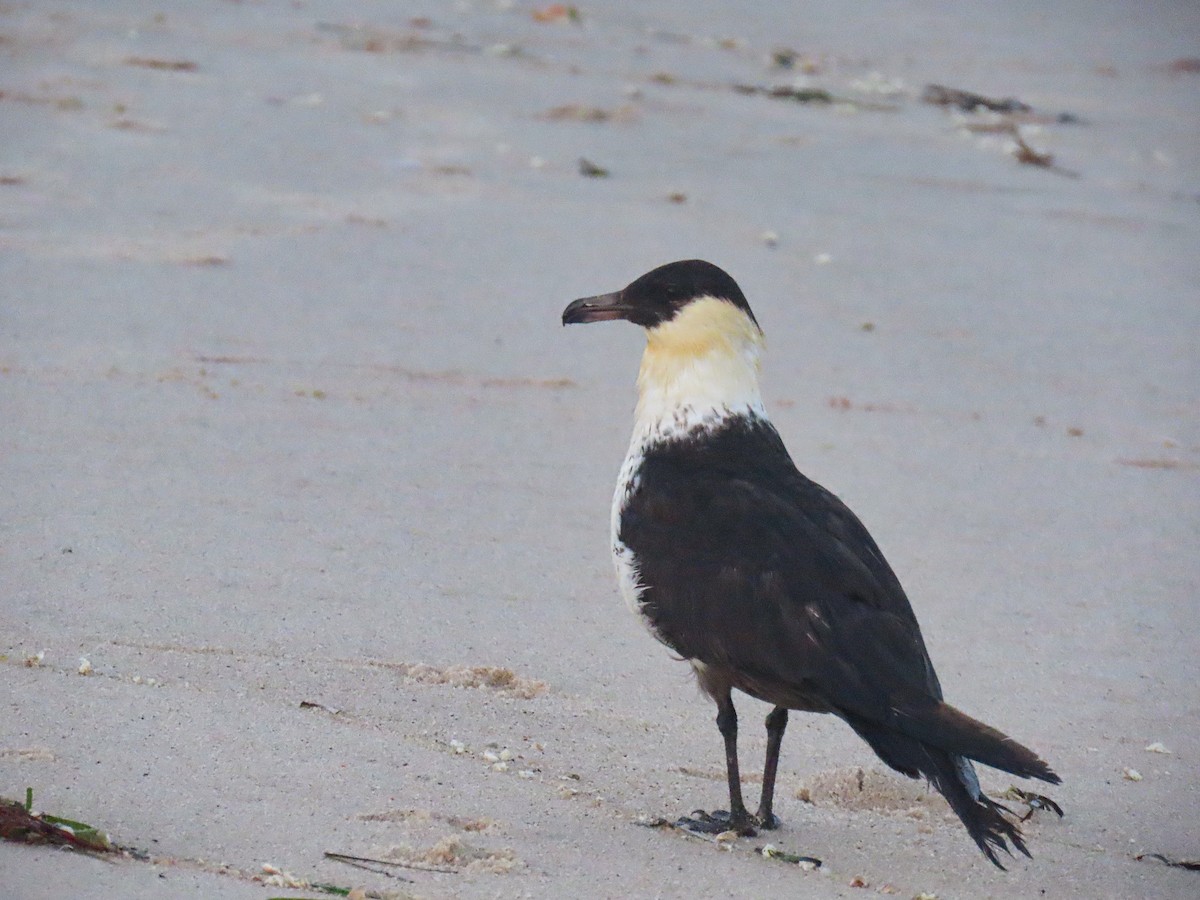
[563,260,766,427]
[562,259,758,331]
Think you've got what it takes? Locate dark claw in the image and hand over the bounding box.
[756,811,782,831]
[675,808,758,836]
[1001,786,1064,822]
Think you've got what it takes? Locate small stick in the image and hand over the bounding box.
[324,850,453,875]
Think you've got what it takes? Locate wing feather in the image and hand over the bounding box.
[620,418,942,715]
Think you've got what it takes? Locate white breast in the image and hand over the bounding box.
[610,402,763,634]
[611,437,646,619]
[609,295,767,632]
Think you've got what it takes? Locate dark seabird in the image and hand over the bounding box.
[562,259,1060,867]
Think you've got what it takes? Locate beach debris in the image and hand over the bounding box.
[542,104,636,123]
[758,844,822,869]
[731,82,900,111]
[921,84,1029,114]
[77,657,93,675]
[1,790,113,853]
[848,874,869,887]
[1011,131,1056,168]
[1144,741,1172,754]
[362,660,546,698]
[999,786,1064,821]
[124,56,198,72]
[634,815,673,828]
[316,21,476,55]
[1135,852,1200,871]
[325,850,419,880]
[23,650,45,667]
[760,230,780,248]
[109,117,168,133]
[963,120,1079,177]
[770,48,798,69]
[1167,57,1200,75]
[578,158,610,178]
[260,863,309,888]
[299,699,342,716]
[335,835,518,874]
[1116,458,1194,470]
[532,4,581,24]
[733,83,833,104]
[924,82,1081,123]
[261,871,363,898]
[0,90,83,111]
[178,253,229,267]
[768,49,822,74]
[666,192,688,204]
[485,42,524,58]
[1123,767,1144,781]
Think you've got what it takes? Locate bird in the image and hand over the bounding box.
[561,259,1060,867]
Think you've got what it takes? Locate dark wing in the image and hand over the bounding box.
[621,418,944,717]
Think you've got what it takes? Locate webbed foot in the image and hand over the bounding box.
[675,808,759,837]
[754,810,782,831]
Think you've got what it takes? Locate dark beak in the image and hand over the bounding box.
[562,291,631,325]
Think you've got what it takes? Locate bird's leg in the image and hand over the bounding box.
[755,705,788,830]
[716,692,755,831]
[676,691,758,836]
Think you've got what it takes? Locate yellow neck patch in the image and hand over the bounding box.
[635,297,765,430]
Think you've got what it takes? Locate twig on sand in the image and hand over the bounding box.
[326,849,458,876]
[1135,852,1200,872]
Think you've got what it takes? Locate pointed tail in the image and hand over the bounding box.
[844,701,1060,868]
[889,698,1060,785]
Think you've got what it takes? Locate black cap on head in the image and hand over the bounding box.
[562,259,757,328]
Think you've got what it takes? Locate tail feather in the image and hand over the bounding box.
[935,755,1031,868]
[888,698,1061,784]
[845,712,1057,868]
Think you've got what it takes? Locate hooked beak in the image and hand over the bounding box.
[562,291,632,325]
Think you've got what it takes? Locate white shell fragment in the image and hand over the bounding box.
[78,657,93,675]
[1144,742,1171,754]
[1122,767,1143,781]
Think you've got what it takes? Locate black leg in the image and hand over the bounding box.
[715,691,754,830]
[675,689,757,835]
[756,706,788,829]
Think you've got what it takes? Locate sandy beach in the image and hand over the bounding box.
[2,1,1198,897]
